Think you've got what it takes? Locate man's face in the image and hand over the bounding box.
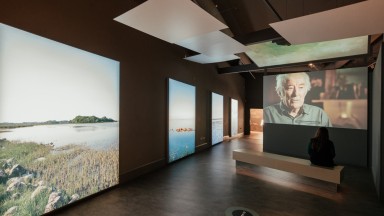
[282,75,308,111]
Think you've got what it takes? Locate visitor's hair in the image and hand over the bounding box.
[312,127,329,152]
[275,72,311,99]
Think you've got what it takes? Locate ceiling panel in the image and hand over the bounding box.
[176,31,247,57]
[114,0,228,43]
[270,0,384,44]
[184,54,239,64]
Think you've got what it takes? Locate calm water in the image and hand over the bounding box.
[212,119,223,145]
[0,122,118,150]
[169,119,195,162]
[169,131,195,162]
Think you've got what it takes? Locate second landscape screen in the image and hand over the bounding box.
[168,79,196,162]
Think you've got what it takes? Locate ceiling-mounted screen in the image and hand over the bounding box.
[263,67,367,129]
[211,92,224,145]
[0,23,119,215]
[246,36,368,67]
[168,79,196,162]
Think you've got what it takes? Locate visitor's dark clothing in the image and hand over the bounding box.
[307,138,335,167]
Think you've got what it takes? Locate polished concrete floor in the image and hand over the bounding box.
[53,133,384,216]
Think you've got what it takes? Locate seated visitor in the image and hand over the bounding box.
[307,127,336,167]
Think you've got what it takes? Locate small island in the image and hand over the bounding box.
[69,115,116,124]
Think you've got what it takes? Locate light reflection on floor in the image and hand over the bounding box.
[242,131,263,152]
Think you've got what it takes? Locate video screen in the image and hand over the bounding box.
[0,24,119,215]
[168,79,196,162]
[211,93,224,145]
[246,36,368,67]
[263,67,367,129]
[231,99,238,136]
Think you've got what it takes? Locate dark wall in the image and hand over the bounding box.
[244,74,263,135]
[0,1,245,182]
[371,41,384,202]
[263,124,367,167]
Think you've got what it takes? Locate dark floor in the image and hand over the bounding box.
[54,134,384,216]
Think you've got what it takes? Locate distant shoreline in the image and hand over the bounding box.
[0,115,117,129]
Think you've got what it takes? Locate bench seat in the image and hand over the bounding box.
[233,149,344,185]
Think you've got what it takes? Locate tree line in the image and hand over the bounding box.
[69,115,116,123]
[0,116,116,128]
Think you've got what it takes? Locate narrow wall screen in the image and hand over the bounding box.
[231,98,238,136]
[168,78,196,162]
[211,92,224,145]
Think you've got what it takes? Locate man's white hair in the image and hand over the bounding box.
[275,72,311,99]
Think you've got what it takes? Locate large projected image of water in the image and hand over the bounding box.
[168,79,195,162]
[211,93,223,145]
[263,67,367,129]
[0,23,119,215]
[231,99,238,136]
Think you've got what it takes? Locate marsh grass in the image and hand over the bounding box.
[0,140,52,166]
[0,140,119,215]
[0,184,7,202]
[19,190,51,216]
[29,146,119,197]
[0,188,51,216]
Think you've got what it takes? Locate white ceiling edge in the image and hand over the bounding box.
[270,0,384,45]
[184,54,239,64]
[176,31,248,57]
[114,0,228,43]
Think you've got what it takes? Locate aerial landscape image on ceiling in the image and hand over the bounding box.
[246,36,368,67]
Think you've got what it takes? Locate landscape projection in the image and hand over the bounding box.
[211,93,224,145]
[263,67,367,129]
[168,79,196,162]
[245,36,368,67]
[231,99,238,136]
[0,23,119,215]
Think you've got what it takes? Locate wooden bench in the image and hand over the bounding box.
[233,149,344,192]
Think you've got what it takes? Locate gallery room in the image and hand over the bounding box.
[1,0,384,215]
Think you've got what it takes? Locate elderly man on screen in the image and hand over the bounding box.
[264,72,332,126]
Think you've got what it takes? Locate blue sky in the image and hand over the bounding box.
[169,79,195,119]
[0,24,119,123]
[212,92,223,119]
